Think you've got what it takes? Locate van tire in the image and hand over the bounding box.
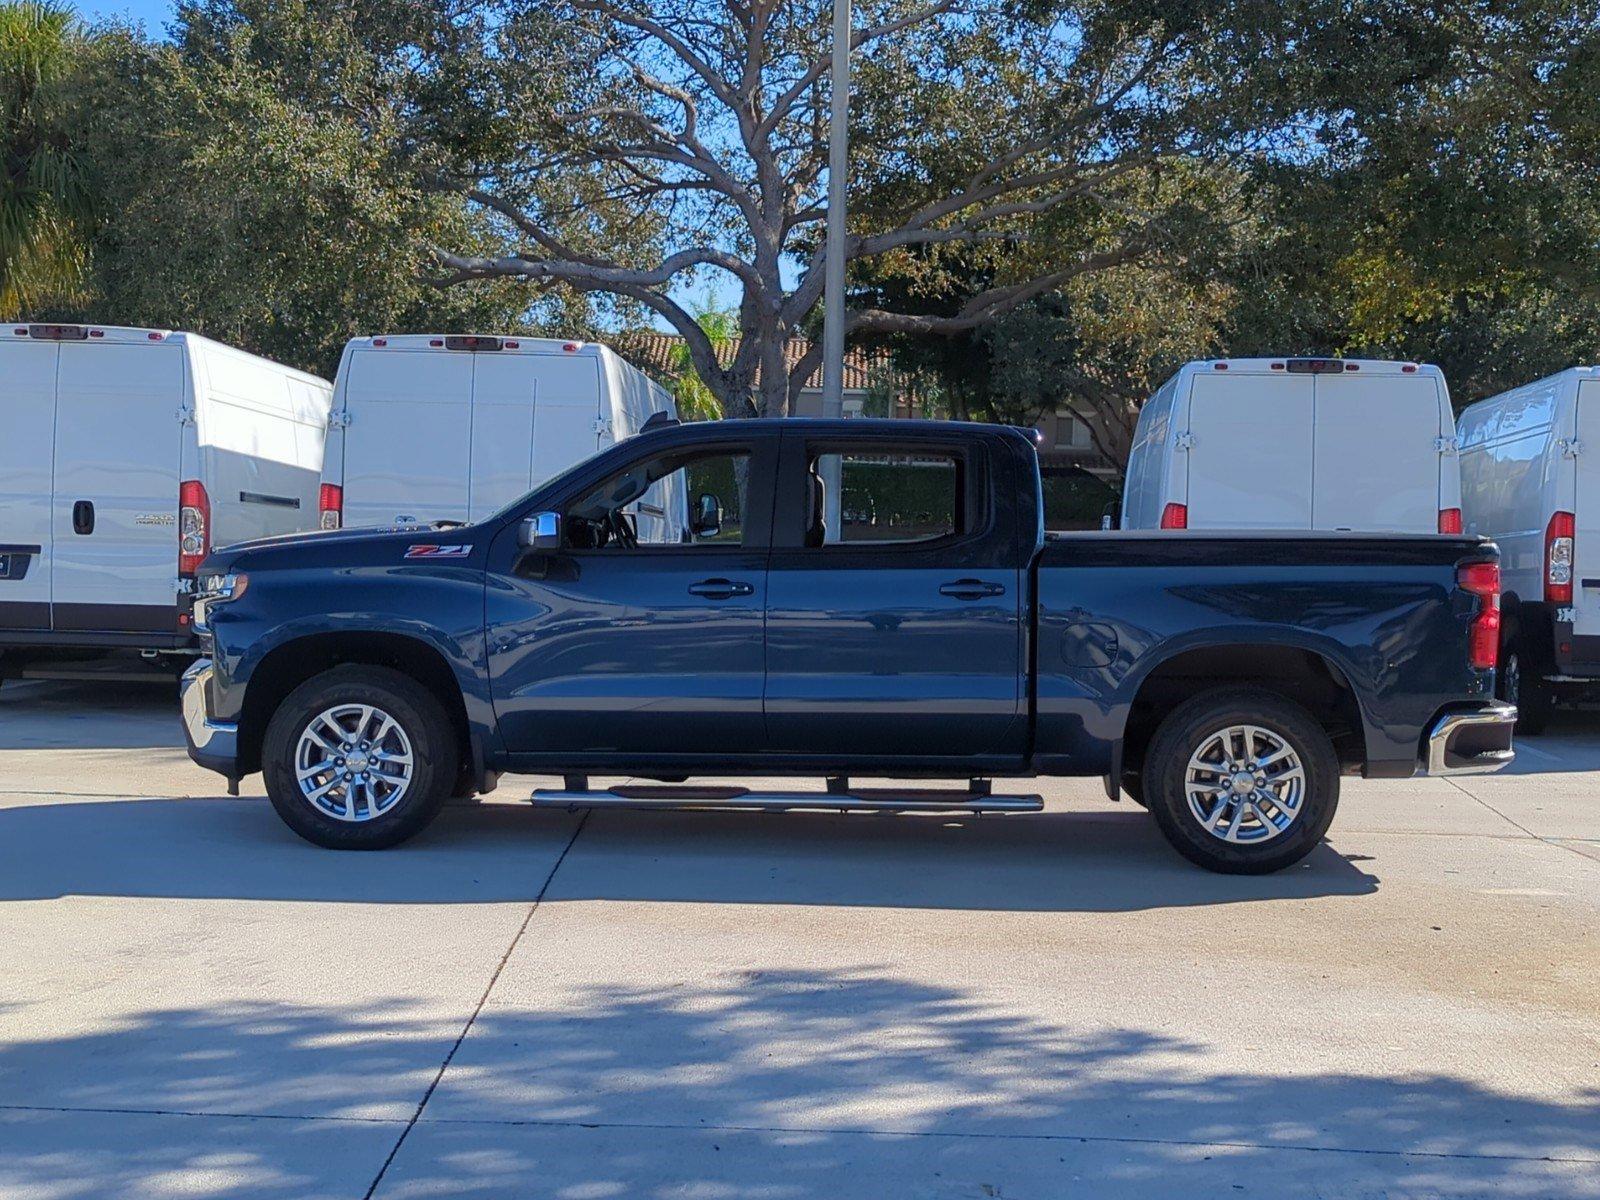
[1141,687,1339,875]
[1499,647,1553,736]
[262,665,457,850]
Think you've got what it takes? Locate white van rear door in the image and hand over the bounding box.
[0,342,60,630]
[1185,372,1315,529]
[340,349,473,528]
[1572,380,1600,637]
[528,355,606,489]
[1312,374,1445,532]
[51,342,184,632]
[467,354,538,522]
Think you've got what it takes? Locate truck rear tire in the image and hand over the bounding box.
[1499,647,1553,736]
[262,665,458,850]
[1141,687,1339,874]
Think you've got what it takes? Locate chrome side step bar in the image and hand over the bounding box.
[529,784,1043,814]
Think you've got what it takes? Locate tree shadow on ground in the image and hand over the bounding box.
[0,972,1594,1199]
[0,797,1377,912]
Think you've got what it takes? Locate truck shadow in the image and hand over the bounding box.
[0,977,1593,1198]
[0,795,1377,912]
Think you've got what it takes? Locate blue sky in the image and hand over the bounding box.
[77,0,175,32]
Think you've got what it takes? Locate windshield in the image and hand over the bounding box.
[484,446,615,526]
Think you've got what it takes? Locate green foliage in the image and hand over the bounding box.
[0,1,91,314]
[668,301,738,422]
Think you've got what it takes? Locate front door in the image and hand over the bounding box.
[486,437,775,758]
[0,342,59,631]
[762,432,1025,761]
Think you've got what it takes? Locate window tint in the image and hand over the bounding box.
[566,449,749,549]
[808,450,960,546]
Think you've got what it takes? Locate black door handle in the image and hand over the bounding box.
[72,500,95,536]
[939,578,1004,600]
[688,578,754,599]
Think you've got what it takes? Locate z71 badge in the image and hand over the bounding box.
[405,544,472,559]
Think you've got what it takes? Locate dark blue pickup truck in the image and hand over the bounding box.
[181,418,1515,873]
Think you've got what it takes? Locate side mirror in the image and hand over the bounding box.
[693,492,722,539]
[519,511,562,551]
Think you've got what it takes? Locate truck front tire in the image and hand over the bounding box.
[1141,687,1339,875]
[262,665,457,850]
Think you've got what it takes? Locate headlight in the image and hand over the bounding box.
[193,573,248,633]
[198,572,249,601]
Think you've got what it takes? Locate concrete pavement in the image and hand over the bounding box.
[0,680,1596,1199]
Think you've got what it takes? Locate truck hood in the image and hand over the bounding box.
[199,522,476,574]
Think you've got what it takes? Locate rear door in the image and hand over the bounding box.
[1184,372,1314,529]
[0,342,60,631]
[51,341,184,632]
[338,348,474,528]
[1312,373,1446,532]
[1573,380,1600,637]
[466,354,538,522]
[762,432,1024,759]
[527,354,606,492]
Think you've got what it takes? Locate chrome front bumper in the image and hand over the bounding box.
[1426,701,1517,775]
[180,658,240,781]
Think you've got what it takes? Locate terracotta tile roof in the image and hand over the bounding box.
[616,331,889,391]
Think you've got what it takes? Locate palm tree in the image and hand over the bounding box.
[0,1,91,316]
[669,301,738,421]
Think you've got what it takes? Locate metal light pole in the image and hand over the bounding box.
[818,0,850,539]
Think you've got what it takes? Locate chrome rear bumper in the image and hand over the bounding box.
[1426,702,1516,775]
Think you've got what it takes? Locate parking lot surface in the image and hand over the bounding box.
[0,680,1596,1199]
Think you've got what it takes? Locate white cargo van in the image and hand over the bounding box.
[1121,358,1462,534]
[319,334,678,531]
[0,323,332,671]
[1458,366,1600,731]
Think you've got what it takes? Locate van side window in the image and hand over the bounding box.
[565,449,750,549]
[806,449,962,546]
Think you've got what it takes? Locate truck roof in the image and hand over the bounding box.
[630,416,1043,443]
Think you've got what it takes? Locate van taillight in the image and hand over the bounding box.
[1159,502,1188,529]
[319,483,343,530]
[444,335,502,352]
[1438,508,1462,534]
[179,480,210,576]
[1546,511,1575,603]
[1458,560,1500,671]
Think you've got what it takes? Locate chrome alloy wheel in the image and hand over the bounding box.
[1184,724,1305,844]
[294,704,414,822]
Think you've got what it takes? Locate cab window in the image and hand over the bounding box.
[805,449,963,547]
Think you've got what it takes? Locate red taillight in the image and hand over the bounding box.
[319,483,343,530]
[1159,502,1188,530]
[1546,511,1575,604]
[1438,508,1462,534]
[179,480,209,576]
[1458,560,1501,671]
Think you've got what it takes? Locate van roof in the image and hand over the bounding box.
[1181,357,1442,378]
[345,334,606,355]
[5,322,177,345]
[3,323,328,385]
